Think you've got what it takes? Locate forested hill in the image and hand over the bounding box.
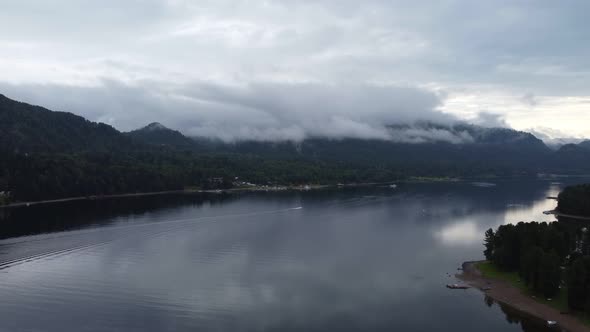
[134,122,578,175]
[0,93,589,203]
[126,122,196,149]
[127,120,556,171]
[0,92,561,171]
[0,94,139,153]
[192,134,551,172]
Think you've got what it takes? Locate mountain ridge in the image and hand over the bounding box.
[126,122,196,149]
[1,92,590,202]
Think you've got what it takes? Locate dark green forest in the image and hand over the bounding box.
[558,184,590,216]
[483,222,568,298]
[0,151,399,202]
[483,184,590,313]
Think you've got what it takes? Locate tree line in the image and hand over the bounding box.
[484,222,567,298]
[483,184,590,313]
[0,149,406,203]
[558,184,590,216]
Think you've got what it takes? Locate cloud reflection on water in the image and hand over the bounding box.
[434,184,561,247]
[435,220,481,246]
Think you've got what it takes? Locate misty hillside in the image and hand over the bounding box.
[126,119,552,156]
[126,122,196,149]
[1,92,584,174]
[579,140,590,150]
[552,143,590,173]
[0,94,138,153]
[1,92,590,203]
[129,121,554,171]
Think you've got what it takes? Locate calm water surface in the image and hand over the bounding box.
[0,179,586,332]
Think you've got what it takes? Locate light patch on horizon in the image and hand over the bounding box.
[441,91,590,138]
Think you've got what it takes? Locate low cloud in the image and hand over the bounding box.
[527,126,585,148]
[0,79,478,144]
[388,126,474,144]
[521,92,539,107]
[470,111,508,128]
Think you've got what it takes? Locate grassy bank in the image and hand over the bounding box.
[475,261,590,326]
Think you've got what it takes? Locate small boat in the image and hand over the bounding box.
[446,283,470,289]
[546,320,558,327]
[389,184,397,189]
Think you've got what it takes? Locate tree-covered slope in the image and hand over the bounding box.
[0,92,589,203]
[0,94,138,153]
[191,124,552,174]
[126,122,196,149]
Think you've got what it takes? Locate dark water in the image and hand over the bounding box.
[0,178,586,332]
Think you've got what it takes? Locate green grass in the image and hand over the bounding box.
[476,261,590,326]
[476,261,525,290]
[476,261,567,309]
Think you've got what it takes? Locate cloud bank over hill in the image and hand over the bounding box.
[0,80,480,143]
[1,1,590,140]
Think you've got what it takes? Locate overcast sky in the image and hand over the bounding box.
[1,1,589,141]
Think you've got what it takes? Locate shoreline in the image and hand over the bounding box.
[458,260,587,332]
[0,180,409,209]
[0,189,200,208]
[0,184,338,209]
[1,176,556,209]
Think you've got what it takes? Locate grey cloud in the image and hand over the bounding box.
[388,127,473,144]
[471,112,508,128]
[521,93,538,107]
[0,80,168,126]
[1,1,590,138]
[0,79,472,143]
[2,1,590,95]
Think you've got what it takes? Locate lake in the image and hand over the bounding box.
[0,178,585,332]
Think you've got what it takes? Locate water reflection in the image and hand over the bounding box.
[435,220,482,245]
[503,185,560,224]
[0,178,588,332]
[0,192,237,239]
[432,180,564,248]
[484,295,556,332]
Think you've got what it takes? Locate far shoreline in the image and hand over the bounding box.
[1,175,569,209]
[0,182,379,209]
[0,178,458,209]
[458,260,587,332]
[0,189,200,209]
